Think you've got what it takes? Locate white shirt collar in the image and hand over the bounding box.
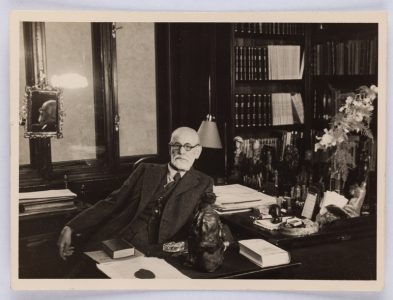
[167,163,186,183]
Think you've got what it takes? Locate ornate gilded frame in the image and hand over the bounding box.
[21,85,64,139]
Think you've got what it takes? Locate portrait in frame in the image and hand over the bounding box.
[22,85,64,138]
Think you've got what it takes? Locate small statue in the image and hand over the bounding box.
[269,204,282,224]
[233,136,244,167]
[187,193,225,272]
[230,136,244,182]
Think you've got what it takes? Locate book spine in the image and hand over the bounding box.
[263,94,268,126]
[239,46,243,81]
[240,94,245,127]
[234,94,239,128]
[252,94,257,127]
[263,47,268,80]
[247,94,252,127]
[257,94,262,127]
[235,46,239,81]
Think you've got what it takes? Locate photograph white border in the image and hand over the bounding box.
[9,10,387,291]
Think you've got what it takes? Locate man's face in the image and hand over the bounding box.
[38,101,57,124]
[169,129,201,171]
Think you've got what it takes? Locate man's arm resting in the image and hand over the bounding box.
[65,163,146,234]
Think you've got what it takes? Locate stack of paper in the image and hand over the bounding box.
[19,189,77,216]
[213,184,277,215]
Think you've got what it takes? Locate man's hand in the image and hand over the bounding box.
[57,226,74,260]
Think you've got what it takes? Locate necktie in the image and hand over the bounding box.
[165,172,181,191]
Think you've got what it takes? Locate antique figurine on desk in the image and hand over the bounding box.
[57,127,217,276]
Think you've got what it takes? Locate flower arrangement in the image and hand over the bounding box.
[314,85,377,184]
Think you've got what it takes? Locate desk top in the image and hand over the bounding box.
[139,244,300,279]
[222,212,376,248]
[88,244,300,279]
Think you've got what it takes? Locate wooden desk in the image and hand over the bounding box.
[128,244,300,279]
[222,213,377,280]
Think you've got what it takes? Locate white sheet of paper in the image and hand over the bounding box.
[320,191,348,215]
[301,192,317,219]
[97,256,189,279]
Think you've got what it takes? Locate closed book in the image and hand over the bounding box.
[102,239,135,259]
[238,239,290,268]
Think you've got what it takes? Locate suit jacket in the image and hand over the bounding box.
[67,163,213,247]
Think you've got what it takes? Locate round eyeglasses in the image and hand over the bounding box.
[169,143,200,152]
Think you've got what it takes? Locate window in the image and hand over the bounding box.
[19,22,167,185]
[45,22,97,163]
[116,23,157,157]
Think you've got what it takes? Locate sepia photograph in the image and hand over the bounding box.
[10,11,386,291]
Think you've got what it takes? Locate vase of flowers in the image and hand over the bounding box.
[314,85,377,194]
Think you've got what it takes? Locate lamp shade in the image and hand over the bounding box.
[197,116,223,149]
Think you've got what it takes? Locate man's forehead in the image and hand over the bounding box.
[171,130,199,144]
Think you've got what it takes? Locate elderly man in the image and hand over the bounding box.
[57,127,213,261]
[36,99,57,132]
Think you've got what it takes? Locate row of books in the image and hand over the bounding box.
[19,189,77,216]
[234,93,304,128]
[311,39,378,76]
[312,87,338,122]
[235,46,268,81]
[234,23,305,36]
[235,45,303,81]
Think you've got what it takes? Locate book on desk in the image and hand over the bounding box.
[239,239,291,268]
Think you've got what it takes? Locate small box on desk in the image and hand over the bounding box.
[101,239,135,259]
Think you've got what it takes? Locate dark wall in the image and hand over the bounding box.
[170,23,212,130]
[168,23,229,178]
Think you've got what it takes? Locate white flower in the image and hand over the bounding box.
[355,112,364,122]
[370,85,378,93]
[353,101,361,107]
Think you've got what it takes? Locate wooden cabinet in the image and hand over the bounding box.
[19,209,79,278]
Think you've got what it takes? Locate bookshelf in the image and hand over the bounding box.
[308,23,378,131]
[227,23,309,193]
[223,22,378,205]
[308,23,378,208]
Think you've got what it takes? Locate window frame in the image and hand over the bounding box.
[19,22,173,190]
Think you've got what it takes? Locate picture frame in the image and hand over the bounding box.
[21,85,64,138]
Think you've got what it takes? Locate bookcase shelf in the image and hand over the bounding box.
[308,23,378,125]
[219,22,377,200]
[235,124,304,134]
[235,81,304,94]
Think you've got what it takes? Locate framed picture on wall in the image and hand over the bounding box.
[22,85,64,138]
